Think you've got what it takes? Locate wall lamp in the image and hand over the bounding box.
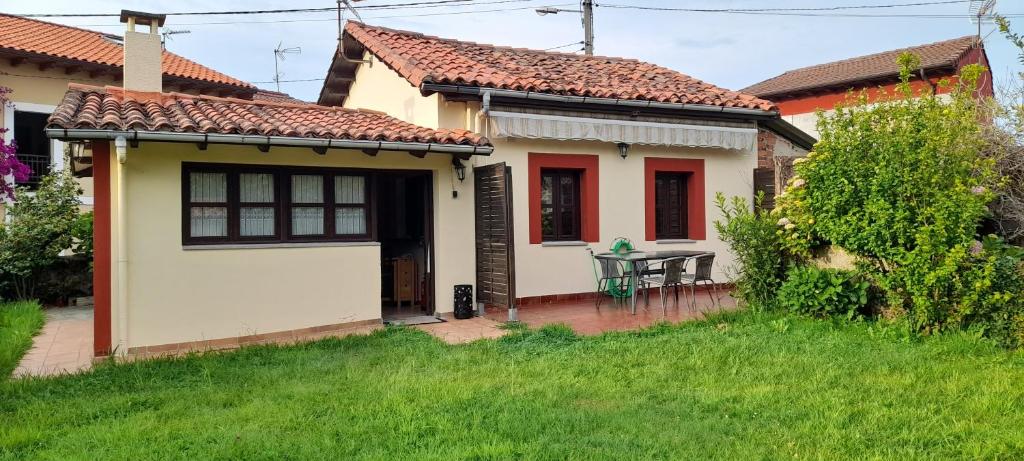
[452,157,467,182]
[617,142,630,159]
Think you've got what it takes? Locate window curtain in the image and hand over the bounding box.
[335,175,366,235]
[190,172,227,237]
[240,173,275,237]
[291,175,324,235]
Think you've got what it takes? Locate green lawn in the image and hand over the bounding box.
[0,301,45,379]
[2,311,1024,460]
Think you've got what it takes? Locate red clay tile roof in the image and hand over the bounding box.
[0,14,254,90]
[742,36,980,98]
[336,22,774,111]
[253,89,310,105]
[47,85,489,147]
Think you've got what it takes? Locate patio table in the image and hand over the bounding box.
[593,250,712,314]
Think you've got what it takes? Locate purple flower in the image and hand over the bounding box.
[971,186,987,195]
[970,240,983,256]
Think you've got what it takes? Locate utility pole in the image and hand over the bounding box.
[582,0,594,55]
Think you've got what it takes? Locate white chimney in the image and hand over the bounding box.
[119,10,165,93]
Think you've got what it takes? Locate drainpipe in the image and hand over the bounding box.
[114,135,128,354]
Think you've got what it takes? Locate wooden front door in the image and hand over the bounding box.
[474,162,517,319]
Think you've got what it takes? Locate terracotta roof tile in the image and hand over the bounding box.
[742,36,980,98]
[253,89,311,105]
[0,14,254,90]
[47,85,489,147]
[340,22,774,111]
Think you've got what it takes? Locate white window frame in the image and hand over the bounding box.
[3,101,93,206]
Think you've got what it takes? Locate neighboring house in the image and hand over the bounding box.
[0,12,255,213]
[47,13,813,357]
[742,36,993,140]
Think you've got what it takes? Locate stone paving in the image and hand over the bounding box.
[14,305,94,377]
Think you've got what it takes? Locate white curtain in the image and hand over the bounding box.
[291,175,324,235]
[190,172,227,237]
[240,173,275,237]
[335,175,366,235]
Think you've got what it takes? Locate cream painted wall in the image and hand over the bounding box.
[0,61,116,212]
[342,63,757,300]
[112,142,475,350]
[341,52,443,128]
[472,137,755,298]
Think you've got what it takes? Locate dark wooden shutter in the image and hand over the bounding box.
[474,162,517,311]
[753,167,776,212]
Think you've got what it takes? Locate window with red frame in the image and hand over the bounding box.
[540,169,581,241]
[654,172,690,239]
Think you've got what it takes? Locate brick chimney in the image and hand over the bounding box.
[119,10,166,93]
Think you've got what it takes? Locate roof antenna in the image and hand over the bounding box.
[160,29,190,49]
[969,0,997,39]
[338,0,363,39]
[273,42,301,92]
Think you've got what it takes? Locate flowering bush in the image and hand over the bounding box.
[0,86,31,201]
[714,193,786,310]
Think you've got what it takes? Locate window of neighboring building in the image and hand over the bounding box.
[13,111,52,188]
[540,169,581,241]
[183,164,370,245]
[654,172,689,239]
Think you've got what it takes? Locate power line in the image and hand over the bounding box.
[17,0,532,18]
[597,0,973,13]
[73,3,575,27]
[543,40,583,52]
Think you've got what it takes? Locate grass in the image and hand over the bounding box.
[0,301,45,379]
[2,311,1024,460]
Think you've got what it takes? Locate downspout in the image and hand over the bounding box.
[114,135,128,354]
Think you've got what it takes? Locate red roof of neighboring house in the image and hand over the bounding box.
[47,85,489,147]
[0,14,254,91]
[321,22,774,111]
[742,36,981,98]
[253,89,310,105]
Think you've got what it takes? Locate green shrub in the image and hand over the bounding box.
[0,171,82,300]
[772,55,1017,340]
[778,266,870,319]
[714,193,786,310]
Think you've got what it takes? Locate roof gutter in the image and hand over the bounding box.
[421,83,779,118]
[45,128,494,156]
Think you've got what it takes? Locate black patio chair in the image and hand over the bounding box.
[680,254,720,310]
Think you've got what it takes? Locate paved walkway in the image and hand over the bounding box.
[415,317,506,344]
[14,305,94,378]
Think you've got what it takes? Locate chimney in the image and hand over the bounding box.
[119,10,166,93]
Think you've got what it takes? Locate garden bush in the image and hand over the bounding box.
[714,193,786,310]
[0,171,82,300]
[777,266,870,319]
[771,54,1024,344]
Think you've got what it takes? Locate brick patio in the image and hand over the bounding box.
[485,288,735,335]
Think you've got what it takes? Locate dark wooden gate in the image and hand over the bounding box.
[474,162,517,319]
[753,167,776,212]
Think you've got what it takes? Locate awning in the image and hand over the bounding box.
[488,110,757,151]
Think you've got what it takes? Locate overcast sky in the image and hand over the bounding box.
[8,0,1024,102]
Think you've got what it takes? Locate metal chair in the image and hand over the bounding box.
[639,256,689,315]
[681,254,720,310]
[594,258,631,309]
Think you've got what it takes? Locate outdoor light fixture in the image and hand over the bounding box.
[68,141,94,177]
[452,157,466,182]
[618,142,630,159]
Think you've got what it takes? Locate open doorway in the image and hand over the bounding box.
[378,171,435,323]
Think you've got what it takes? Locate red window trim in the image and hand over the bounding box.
[528,153,599,244]
[644,157,705,241]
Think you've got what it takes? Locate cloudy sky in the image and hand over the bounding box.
[8,0,1024,102]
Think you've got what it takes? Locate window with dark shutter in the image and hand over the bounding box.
[654,172,688,239]
[540,169,581,241]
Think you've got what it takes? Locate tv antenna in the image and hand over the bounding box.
[160,29,191,48]
[273,42,301,92]
[969,0,997,38]
[337,0,364,40]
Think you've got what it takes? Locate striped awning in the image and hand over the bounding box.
[488,110,757,150]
